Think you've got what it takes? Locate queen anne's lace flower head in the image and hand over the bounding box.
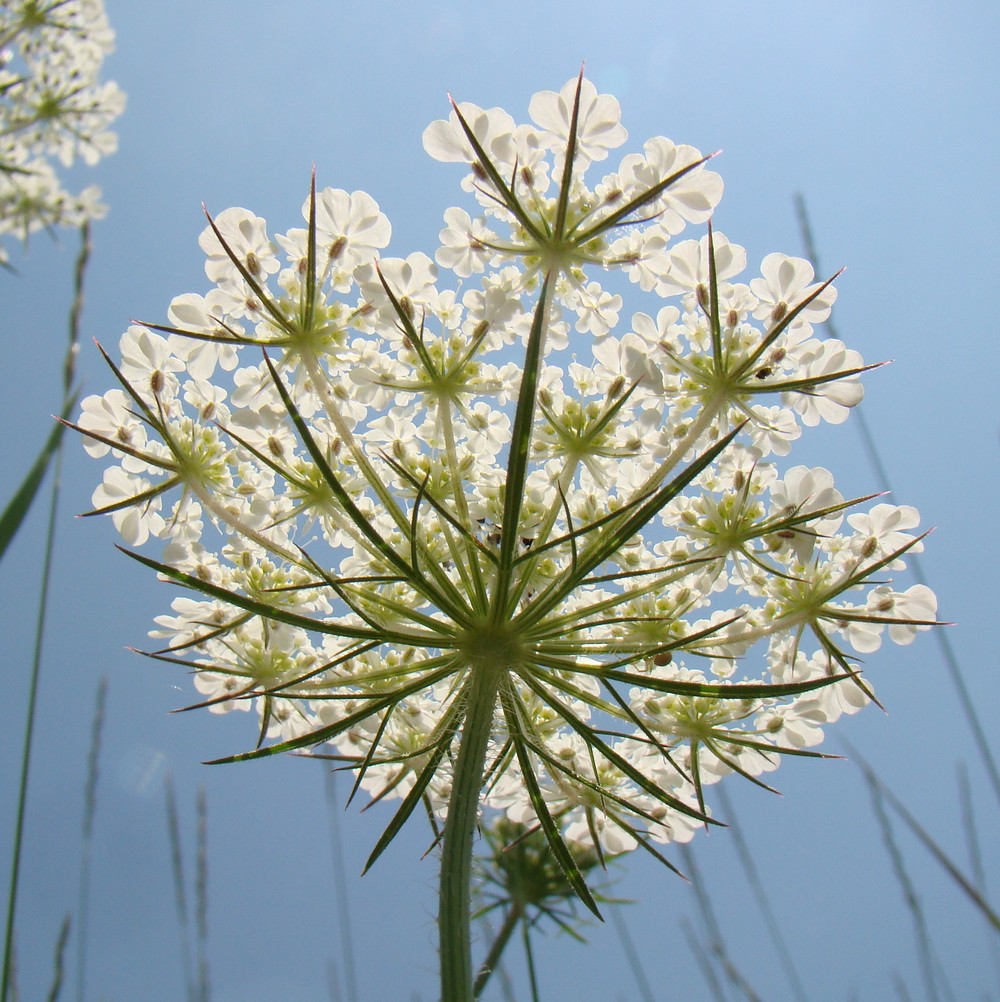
[0,0,125,261]
[76,73,937,899]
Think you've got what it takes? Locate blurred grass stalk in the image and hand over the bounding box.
[680,842,765,1002]
[797,196,999,956]
[864,762,952,1002]
[323,770,359,1002]
[2,224,90,1002]
[958,765,1000,990]
[853,748,1000,935]
[75,678,108,1002]
[165,775,211,1002]
[714,782,808,1002]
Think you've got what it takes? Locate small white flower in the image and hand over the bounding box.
[787,339,865,426]
[867,583,938,645]
[435,206,497,277]
[199,207,280,286]
[529,76,627,164]
[750,253,836,328]
[92,467,164,546]
[656,232,747,298]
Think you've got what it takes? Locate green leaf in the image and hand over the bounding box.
[92,338,161,424]
[514,668,717,826]
[302,167,319,333]
[449,100,542,242]
[518,422,744,631]
[733,268,844,378]
[363,688,468,872]
[262,350,476,629]
[810,622,880,710]
[520,724,687,834]
[379,450,497,566]
[564,661,854,702]
[201,206,292,335]
[745,360,886,396]
[374,262,436,369]
[499,678,602,919]
[81,474,180,519]
[553,68,586,240]
[263,352,398,563]
[206,660,459,764]
[511,476,659,567]
[492,272,553,618]
[706,221,724,367]
[117,545,445,647]
[138,316,255,348]
[0,396,75,562]
[571,151,718,244]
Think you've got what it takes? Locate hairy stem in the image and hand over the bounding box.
[440,666,502,1002]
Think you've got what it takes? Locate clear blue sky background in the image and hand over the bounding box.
[2,1,998,999]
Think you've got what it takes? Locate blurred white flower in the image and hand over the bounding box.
[0,0,124,259]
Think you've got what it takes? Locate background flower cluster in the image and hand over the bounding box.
[0,0,123,262]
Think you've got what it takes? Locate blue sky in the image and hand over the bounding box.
[2,1,998,999]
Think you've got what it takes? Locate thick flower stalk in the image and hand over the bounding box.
[75,73,937,999]
[0,0,124,261]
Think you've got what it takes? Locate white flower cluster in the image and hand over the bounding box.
[78,76,936,861]
[0,0,124,260]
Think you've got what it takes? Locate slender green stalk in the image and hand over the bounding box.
[439,668,501,1002]
[2,405,66,1002]
[164,773,194,1000]
[75,677,107,1002]
[324,770,359,1002]
[714,783,808,1002]
[473,902,522,998]
[864,773,942,1002]
[195,788,209,1002]
[2,224,90,1002]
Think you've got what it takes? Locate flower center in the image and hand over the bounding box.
[457,621,526,671]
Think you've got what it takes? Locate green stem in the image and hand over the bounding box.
[3,224,89,1002]
[473,901,523,998]
[2,413,65,1002]
[440,667,501,1002]
[438,399,488,609]
[631,392,725,502]
[299,347,409,534]
[522,917,541,1002]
